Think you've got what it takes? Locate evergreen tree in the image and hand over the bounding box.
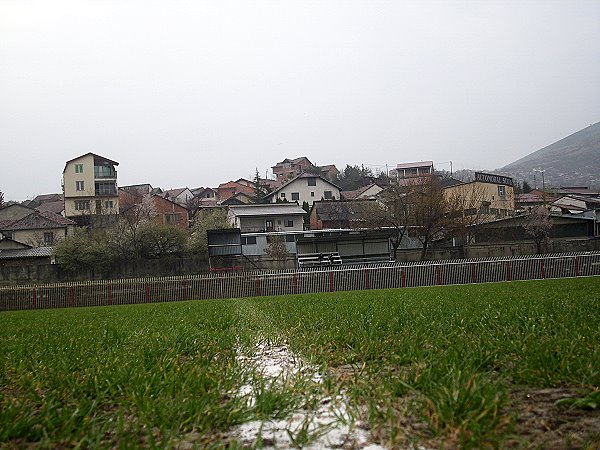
[252,169,272,203]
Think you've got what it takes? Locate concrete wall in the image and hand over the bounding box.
[0,256,210,286]
[395,238,600,261]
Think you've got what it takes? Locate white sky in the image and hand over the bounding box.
[1,0,599,201]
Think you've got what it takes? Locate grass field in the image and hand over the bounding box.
[1,278,599,449]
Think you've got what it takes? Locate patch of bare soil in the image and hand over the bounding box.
[505,387,600,449]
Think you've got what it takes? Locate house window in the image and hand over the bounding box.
[280,192,286,198]
[241,236,257,245]
[74,200,90,211]
[76,181,85,191]
[165,213,181,224]
[105,200,113,209]
[285,220,294,227]
[324,191,333,200]
[291,192,299,201]
[285,234,295,242]
[75,164,83,173]
[311,192,315,197]
[43,232,54,244]
[265,220,274,231]
[307,177,317,186]
[498,185,506,198]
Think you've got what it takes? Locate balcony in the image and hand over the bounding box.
[95,182,117,197]
[94,165,117,179]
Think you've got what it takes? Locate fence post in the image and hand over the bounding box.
[182,280,188,301]
[436,265,441,285]
[401,269,406,288]
[574,257,580,277]
[69,286,75,308]
[506,261,512,281]
[255,277,262,296]
[365,268,370,289]
[470,264,477,283]
[145,284,150,303]
[108,284,113,305]
[32,288,37,309]
[329,271,334,292]
[292,273,297,294]
[540,259,546,279]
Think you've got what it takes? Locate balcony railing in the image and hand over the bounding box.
[94,167,117,179]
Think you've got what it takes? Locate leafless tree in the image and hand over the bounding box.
[445,182,489,257]
[408,176,450,260]
[107,192,157,258]
[359,184,411,260]
[523,206,552,254]
[264,235,289,261]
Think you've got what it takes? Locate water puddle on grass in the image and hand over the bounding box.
[230,340,386,450]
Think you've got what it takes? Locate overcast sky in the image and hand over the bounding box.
[1,0,599,201]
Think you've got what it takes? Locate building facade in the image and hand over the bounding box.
[63,153,119,224]
[267,173,341,206]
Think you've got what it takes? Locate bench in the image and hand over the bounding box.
[297,252,343,268]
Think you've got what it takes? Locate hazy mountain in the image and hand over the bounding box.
[499,122,600,189]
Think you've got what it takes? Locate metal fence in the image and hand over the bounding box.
[1,252,599,312]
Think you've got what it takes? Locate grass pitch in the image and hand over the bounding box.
[1,278,599,448]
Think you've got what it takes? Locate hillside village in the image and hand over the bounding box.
[1,152,600,280]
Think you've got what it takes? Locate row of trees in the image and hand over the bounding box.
[54,206,231,276]
[361,177,551,259]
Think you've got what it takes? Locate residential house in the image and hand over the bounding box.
[310,199,375,230]
[35,199,65,216]
[221,192,255,206]
[272,157,314,183]
[119,189,190,230]
[390,161,434,180]
[0,210,76,246]
[0,204,34,222]
[152,196,190,229]
[23,193,63,210]
[227,204,306,233]
[120,183,162,196]
[217,181,255,203]
[160,187,194,206]
[319,164,340,182]
[63,153,119,224]
[340,182,384,200]
[266,173,342,206]
[443,172,516,220]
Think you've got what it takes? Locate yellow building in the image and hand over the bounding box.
[443,172,515,220]
[63,153,119,224]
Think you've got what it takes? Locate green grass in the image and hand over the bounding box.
[1,278,599,448]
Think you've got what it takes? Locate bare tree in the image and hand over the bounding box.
[408,177,450,260]
[359,184,412,260]
[444,182,489,257]
[264,235,289,261]
[523,206,552,254]
[108,192,157,258]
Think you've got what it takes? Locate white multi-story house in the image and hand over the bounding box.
[63,153,119,224]
[266,173,341,206]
